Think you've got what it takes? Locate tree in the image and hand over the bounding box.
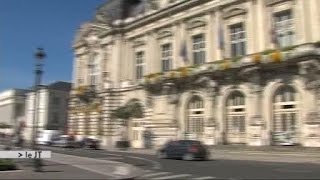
[111,99,144,126]
[111,99,144,148]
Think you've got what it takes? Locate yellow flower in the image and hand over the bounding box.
[252,54,262,63]
[270,50,282,63]
[154,74,160,81]
[220,61,230,70]
[145,77,150,83]
[178,67,188,77]
[75,86,86,96]
[169,71,176,79]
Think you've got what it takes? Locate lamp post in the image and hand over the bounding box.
[32,48,46,172]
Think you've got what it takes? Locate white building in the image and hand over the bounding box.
[24,81,71,141]
[0,89,29,134]
[70,0,320,148]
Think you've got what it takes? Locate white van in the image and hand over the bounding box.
[37,130,61,146]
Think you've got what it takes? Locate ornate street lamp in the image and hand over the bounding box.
[32,48,46,172]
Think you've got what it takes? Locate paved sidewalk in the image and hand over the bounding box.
[2,160,109,179]
[48,152,143,179]
[0,145,143,179]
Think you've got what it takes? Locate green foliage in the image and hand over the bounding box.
[0,123,12,129]
[280,45,299,52]
[262,49,276,55]
[314,41,320,48]
[111,99,144,125]
[231,56,242,63]
[0,160,17,171]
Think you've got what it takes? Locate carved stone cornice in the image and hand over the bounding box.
[239,66,262,93]
[156,28,174,39]
[222,6,247,19]
[186,17,207,30]
[162,82,180,104]
[265,0,293,6]
[298,60,320,90]
[192,76,218,97]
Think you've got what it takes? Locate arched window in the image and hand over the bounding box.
[273,86,298,133]
[226,91,246,133]
[186,96,204,134]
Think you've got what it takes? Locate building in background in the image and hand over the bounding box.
[0,89,29,134]
[24,81,72,141]
[70,0,320,148]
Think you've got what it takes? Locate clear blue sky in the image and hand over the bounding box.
[0,0,105,91]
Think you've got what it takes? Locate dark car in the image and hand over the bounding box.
[157,140,210,161]
[79,138,100,149]
[52,135,77,148]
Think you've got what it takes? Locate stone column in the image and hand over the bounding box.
[299,60,320,147]
[256,0,266,52]
[215,10,224,60]
[205,80,218,145]
[240,67,265,146]
[206,11,215,63]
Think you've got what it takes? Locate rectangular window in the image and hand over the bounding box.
[192,34,206,65]
[274,10,294,48]
[89,54,99,86]
[77,79,83,85]
[161,43,172,72]
[53,97,60,106]
[135,51,145,80]
[133,131,139,140]
[230,23,246,57]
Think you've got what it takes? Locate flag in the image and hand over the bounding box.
[218,23,225,50]
[180,39,188,62]
[271,22,279,48]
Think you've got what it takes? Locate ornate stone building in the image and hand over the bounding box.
[69,0,320,148]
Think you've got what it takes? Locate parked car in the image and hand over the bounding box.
[157,140,210,161]
[36,130,61,146]
[79,138,100,149]
[51,135,77,148]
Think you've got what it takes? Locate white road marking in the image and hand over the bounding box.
[144,170,153,173]
[99,157,124,160]
[113,166,130,175]
[142,172,170,178]
[152,174,191,179]
[0,170,24,173]
[192,176,217,180]
[128,155,162,169]
[70,164,119,178]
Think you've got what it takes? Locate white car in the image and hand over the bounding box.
[36,130,61,146]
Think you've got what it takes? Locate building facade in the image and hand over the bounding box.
[24,81,71,141]
[70,0,320,148]
[0,89,29,134]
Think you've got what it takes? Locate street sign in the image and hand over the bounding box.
[0,151,51,159]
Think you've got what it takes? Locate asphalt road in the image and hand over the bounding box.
[42,146,320,180]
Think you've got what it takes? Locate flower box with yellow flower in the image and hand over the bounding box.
[219,60,231,70]
[251,54,262,64]
[167,71,177,79]
[270,50,282,63]
[177,67,189,77]
[75,86,87,96]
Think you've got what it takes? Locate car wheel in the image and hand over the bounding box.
[182,153,194,161]
[157,151,168,159]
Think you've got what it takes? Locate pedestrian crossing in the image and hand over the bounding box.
[137,169,217,180]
